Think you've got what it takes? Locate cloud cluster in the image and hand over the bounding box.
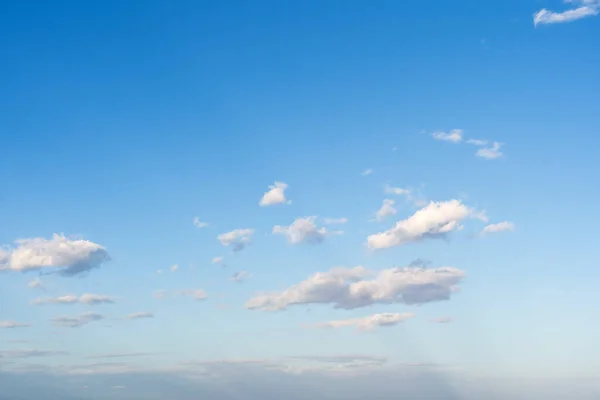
[31,294,115,306]
[315,313,415,332]
[367,199,479,250]
[0,234,110,276]
[259,181,291,206]
[428,129,504,160]
[245,264,465,311]
[51,312,105,328]
[217,229,254,252]
[273,217,332,244]
[534,0,599,26]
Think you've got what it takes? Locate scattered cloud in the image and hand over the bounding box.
[315,313,415,332]
[31,294,115,306]
[27,277,44,289]
[384,184,428,208]
[230,270,252,283]
[273,216,333,244]
[217,229,254,252]
[432,317,453,324]
[367,200,478,250]
[323,217,348,225]
[193,217,209,228]
[245,264,465,311]
[481,221,515,235]
[465,138,487,146]
[170,264,179,273]
[0,234,110,276]
[375,199,397,221]
[534,0,599,26]
[126,312,154,320]
[51,312,105,328]
[432,129,463,143]
[0,320,31,329]
[384,184,410,196]
[361,168,373,176]
[0,349,69,359]
[475,141,503,160]
[179,289,208,301]
[259,181,291,206]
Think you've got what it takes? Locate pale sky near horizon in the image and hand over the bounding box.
[1,1,599,399]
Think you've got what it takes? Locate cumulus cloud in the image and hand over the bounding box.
[273,217,333,244]
[367,200,479,250]
[375,199,397,221]
[323,217,348,225]
[193,217,209,228]
[51,312,104,328]
[432,317,453,324]
[0,234,110,276]
[126,312,154,320]
[432,129,463,143]
[230,270,252,283]
[481,221,515,235]
[361,169,373,176]
[0,349,69,359]
[534,0,599,26]
[245,264,465,311]
[32,294,115,306]
[475,142,503,160]
[0,321,31,329]
[315,313,415,332]
[259,182,291,206]
[217,229,254,252]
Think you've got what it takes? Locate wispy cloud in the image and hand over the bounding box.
[31,294,115,306]
[481,221,515,235]
[374,199,397,221]
[476,141,503,160]
[51,312,105,328]
[432,317,453,324]
[0,349,69,359]
[230,270,252,282]
[314,313,415,332]
[534,0,600,26]
[323,217,348,225]
[432,129,463,143]
[361,168,373,176]
[193,217,209,228]
[0,320,31,329]
[126,312,154,320]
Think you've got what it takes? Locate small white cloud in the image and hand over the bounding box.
[375,199,397,221]
[193,217,209,228]
[361,169,373,176]
[0,320,31,329]
[51,312,104,328]
[481,221,515,235]
[0,234,110,276]
[259,181,291,206]
[170,264,179,273]
[476,141,503,160]
[273,217,329,244]
[230,270,252,283]
[432,129,463,143]
[126,312,154,320]
[28,277,44,289]
[316,313,415,332]
[384,184,410,196]
[384,184,428,208]
[323,217,348,225]
[432,316,453,324]
[217,229,255,252]
[212,256,225,266]
[465,138,488,146]
[534,1,599,26]
[179,289,208,301]
[367,199,479,250]
[32,294,115,306]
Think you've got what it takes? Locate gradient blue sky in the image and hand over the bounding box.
[1,1,599,399]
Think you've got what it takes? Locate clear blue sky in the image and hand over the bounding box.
[1,1,599,399]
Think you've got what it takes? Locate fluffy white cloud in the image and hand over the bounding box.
[481,221,515,235]
[432,129,463,143]
[476,141,503,160]
[193,217,209,228]
[217,229,254,252]
[51,312,104,328]
[230,270,252,282]
[431,316,452,324]
[126,312,154,320]
[27,278,44,289]
[259,182,291,206]
[367,200,478,250]
[361,169,373,176]
[32,294,115,305]
[323,217,348,225]
[0,234,110,276]
[534,0,599,25]
[375,199,397,221]
[273,217,330,244]
[0,320,31,329]
[315,313,415,332]
[245,265,465,311]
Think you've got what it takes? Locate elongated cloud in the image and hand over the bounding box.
[51,312,104,328]
[27,277,44,289]
[432,129,463,143]
[481,221,515,235]
[0,349,69,358]
[273,217,329,244]
[0,234,109,276]
[126,312,154,320]
[32,293,115,305]
[323,217,348,225]
[245,265,465,311]
[432,316,453,324]
[316,313,415,332]
[0,320,31,329]
[217,229,254,252]
[259,181,291,206]
[534,0,599,26]
[367,200,476,250]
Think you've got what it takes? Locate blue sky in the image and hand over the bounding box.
[1,1,599,399]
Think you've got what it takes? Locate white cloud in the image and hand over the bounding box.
[32,294,115,305]
[361,169,373,176]
[375,199,397,221]
[51,312,105,328]
[367,200,477,250]
[179,289,208,301]
[432,317,453,324]
[0,320,31,329]
[534,1,599,26]
[432,129,463,143]
[0,234,110,276]
[481,221,515,235]
[170,264,179,273]
[384,184,410,196]
[259,182,291,206]
[126,312,154,320]
[27,277,44,289]
[315,313,415,332]
[217,229,254,252]
[193,217,209,228]
[476,141,503,160]
[245,265,465,311]
[323,217,348,225]
[273,217,330,244]
[465,138,487,146]
[384,184,428,208]
[230,270,252,282]
[212,256,225,266]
